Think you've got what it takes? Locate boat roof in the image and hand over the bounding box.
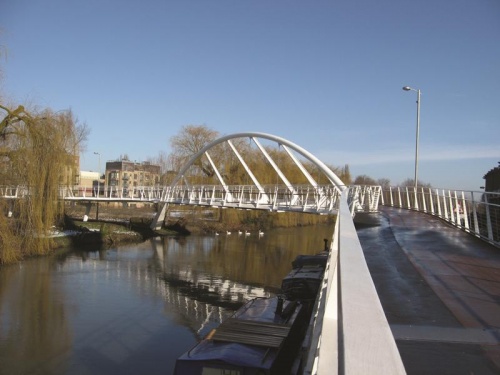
[212,318,291,348]
[176,340,276,370]
[282,265,325,281]
[291,252,328,269]
[174,297,302,373]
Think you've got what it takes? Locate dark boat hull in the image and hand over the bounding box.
[174,251,328,375]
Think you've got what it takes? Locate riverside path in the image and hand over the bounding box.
[358,205,500,375]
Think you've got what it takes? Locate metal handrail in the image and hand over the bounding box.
[305,187,406,374]
[380,186,500,248]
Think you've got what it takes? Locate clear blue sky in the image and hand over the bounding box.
[1,0,499,191]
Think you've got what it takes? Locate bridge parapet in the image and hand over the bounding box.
[0,185,28,199]
[1,183,382,217]
[381,186,500,248]
[160,184,343,214]
[305,187,406,375]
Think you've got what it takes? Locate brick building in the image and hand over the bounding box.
[104,159,161,191]
[62,154,81,186]
[483,163,500,192]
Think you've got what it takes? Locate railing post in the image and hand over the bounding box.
[448,190,456,224]
[436,189,442,217]
[442,190,449,220]
[471,192,480,237]
[451,191,458,225]
[428,188,435,215]
[484,194,494,242]
[461,191,469,230]
[303,187,310,212]
[421,187,427,212]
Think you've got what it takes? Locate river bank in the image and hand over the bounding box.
[62,203,225,249]
[56,202,336,250]
[0,203,334,265]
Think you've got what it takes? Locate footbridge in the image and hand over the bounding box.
[2,132,500,374]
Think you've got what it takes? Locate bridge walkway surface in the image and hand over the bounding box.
[357,206,500,375]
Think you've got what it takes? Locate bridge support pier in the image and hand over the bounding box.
[151,203,168,231]
[7,200,13,218]
[83,203,92,222]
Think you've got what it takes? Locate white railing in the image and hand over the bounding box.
[0,185,27,198]
[0,184,336,216]
[380,186,500,248]
[154,184,343,214]
[59,185,166,201]
[1,184,383,217]
[305,187,406,374]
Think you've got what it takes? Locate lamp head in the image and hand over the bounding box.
[402,86,412,91]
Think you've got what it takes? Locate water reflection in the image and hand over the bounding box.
[0,225,333,375]
[154,226,332,289]
[0,259,72,375]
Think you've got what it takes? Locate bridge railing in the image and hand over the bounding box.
[56,183,344,214]
[304,187,406,375]
[380,186,500,248]
[59,185,166,201]
[2,184,383,218]
[0,185,28,198]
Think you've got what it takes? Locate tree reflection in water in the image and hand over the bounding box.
[0,259,71,374]
[0,224,333,375]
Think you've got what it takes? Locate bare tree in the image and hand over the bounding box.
[353,174,377,185]
[400,178,432,188]
[376,178,391,189]
[170,125,219,178]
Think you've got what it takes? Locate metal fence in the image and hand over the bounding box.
[380,186,500,248]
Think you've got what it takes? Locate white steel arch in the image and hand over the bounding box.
[4,133,373,223]
[170,132,346,192]
[146,133,348,228]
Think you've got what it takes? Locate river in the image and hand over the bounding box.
[0,225,333,375]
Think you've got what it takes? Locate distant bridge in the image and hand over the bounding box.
[1,132,381,221]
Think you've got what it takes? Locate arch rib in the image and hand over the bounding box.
[281,144,318,188]
[252,137,294,194]
[170,132,346,192]
[227,139,265,194]
[204,151,229,193]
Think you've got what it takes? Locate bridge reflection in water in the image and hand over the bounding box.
[0,225,333,375]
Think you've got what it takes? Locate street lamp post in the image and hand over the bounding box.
[94,152,101,197]
[93,151,101,220]
[402,86,421,190]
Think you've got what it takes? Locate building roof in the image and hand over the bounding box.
[483,166,500,179]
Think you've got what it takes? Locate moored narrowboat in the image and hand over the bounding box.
[174,296,308,375]
[281,251,328,301]
[174,250,329,375]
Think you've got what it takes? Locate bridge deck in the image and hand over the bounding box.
[358,206,500,375]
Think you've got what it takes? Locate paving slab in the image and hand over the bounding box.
[357,206,500,375]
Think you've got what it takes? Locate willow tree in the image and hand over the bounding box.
[0,104,88,264]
